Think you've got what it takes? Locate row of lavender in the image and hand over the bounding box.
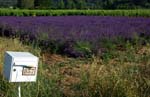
[0,16,150,57]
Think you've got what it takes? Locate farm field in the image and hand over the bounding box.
[0,11,150,97]
[1,16,150,57]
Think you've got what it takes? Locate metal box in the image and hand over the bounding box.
[3,51,39,82]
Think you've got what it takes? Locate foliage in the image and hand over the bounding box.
[1,0,150,9]
[32,0,150,9]
[1,9,150,17]
[20,0,34,9]
[61,40,92,57]
[35,0,52,9]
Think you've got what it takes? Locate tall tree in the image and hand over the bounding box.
[76,0,86,9]
[132,0,148,6]
[37,0,52,8]
[18,0,150,9]
[95,0,103,9]
[58,0,65,9]
[66,0,75,9]
[21,0,34,8]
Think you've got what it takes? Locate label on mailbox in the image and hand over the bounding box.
[22,67,36,76]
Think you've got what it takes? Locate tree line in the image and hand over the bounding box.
[17,0,150,9]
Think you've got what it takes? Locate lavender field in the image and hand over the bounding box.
[0,16,150,56]
[0,16,150,97]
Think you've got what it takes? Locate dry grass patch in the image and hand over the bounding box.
[0,37,40,73]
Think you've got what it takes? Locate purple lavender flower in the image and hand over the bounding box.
[0,16,150,57]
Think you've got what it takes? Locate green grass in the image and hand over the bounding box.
[0,37,63,97]
[0,37,150,97]
[1,8,150,17]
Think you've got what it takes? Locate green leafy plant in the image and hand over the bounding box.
[74,41,92,57]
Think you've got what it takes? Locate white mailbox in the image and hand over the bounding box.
[3,51,39,82]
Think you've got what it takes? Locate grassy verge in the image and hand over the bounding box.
[0,9,150,17]
[0,37,150,97]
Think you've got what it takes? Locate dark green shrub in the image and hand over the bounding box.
[20,0,34,9]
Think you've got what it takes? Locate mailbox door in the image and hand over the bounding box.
[10,66,37,82]
[10,66,22,82]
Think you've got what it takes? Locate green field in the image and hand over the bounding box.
[1,9,150,17]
